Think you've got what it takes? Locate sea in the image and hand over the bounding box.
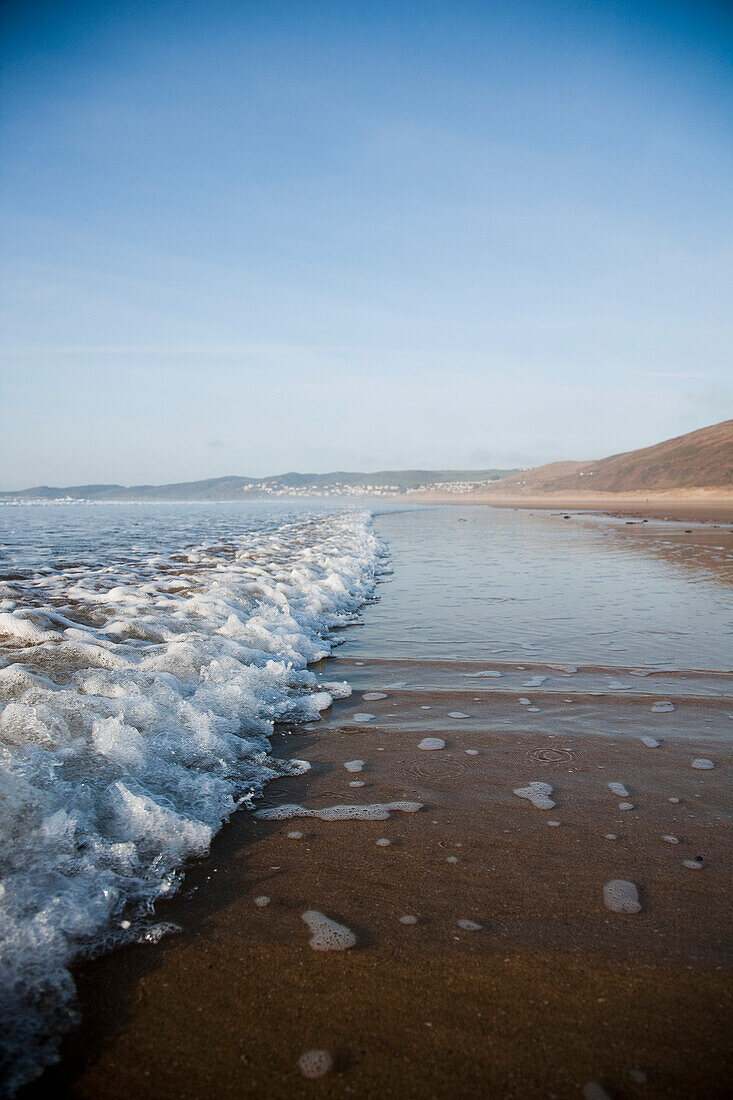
[0,499,731,1093]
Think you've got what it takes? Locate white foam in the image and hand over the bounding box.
[691,758,714,770]
[254,895,270,907]
[298,1050,333,1078]
[603,880,641,914]
[362,692,387,701]
[662,835,679,844]
[344,759,364,773]
[651,701,675,713]
[349,780,365,788]
[256,801,423,822]
[456,919,482,931]
[447,855,458,863]
[301,910,356,950]
[447,712,470,719]
[376,838,390,846]
[287,830,303,839]
[399,915,418,925]
[640,736,660,747]
[513,782,555,810]
[518,697,531,705]
[583,1084,612,1100]
[0,509,383,1092]
[607,680,630,690]
[523,675,547,687]
[418,737,445,751]
[465,749,478,756]
[352,712,375,722]
[682,859,704,870]
[618,802,634,811]
[608,782,629,797]
[547,820,561,827]
[462,670,502,677]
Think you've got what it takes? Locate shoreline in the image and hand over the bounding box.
[413,489,733,525]
[26,659,732,1099]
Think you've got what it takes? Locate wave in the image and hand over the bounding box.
[0,509,383,1093]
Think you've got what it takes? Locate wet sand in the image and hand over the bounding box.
[420,492,733,525]
[26,660,732,1099]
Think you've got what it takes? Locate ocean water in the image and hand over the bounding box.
[341,506,733,670]
[0,501,384,1093]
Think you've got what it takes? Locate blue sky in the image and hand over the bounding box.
[1,0,731,487]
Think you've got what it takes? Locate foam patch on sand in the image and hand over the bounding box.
[362,692,387,701]
[298,1050,333,1078]
[0,509,383,1093]
[256,801,423,821]
[513,782,555,810]
[651,701,675,713]
[344,760,364,773]
[418,737,445,750]
[447,712,470,719]
[603,880,641,914]
[640,736,660,748]
[608,782,629,797]
[691,758,714,769]
[301,910,356,950]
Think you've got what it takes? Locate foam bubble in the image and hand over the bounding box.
[254,896,270,907]
[618,802,634,811]
[465,749,478,756]
[524,675,547,687]
[603,880,641,914]
[447,712,470,719]
[298,1050,333,1078]
[344,760,364,773]
[287,830,303,839]
[418,737,445,751]
[376,838,390,847]
[352,712,375,722]
[349,780,365,788]
[399,915,418,925]
[513,782,555,810]
[301,910,356,951]
[362,692,387,701]
[456,919,482,931]
[518,697,531,705]
[640,736,660,748]
[447,855,458,863]
[691,758,714,770]
[651,701,675,713]
[662,835,679,844]
[462,670,502,677]
[546,820,561,827]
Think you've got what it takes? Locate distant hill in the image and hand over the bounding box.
[481,420,733,495]
[0,469,517,502]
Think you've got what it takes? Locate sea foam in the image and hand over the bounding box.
[0,507,382,1093]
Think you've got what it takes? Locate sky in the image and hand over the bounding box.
[1,0,731,488]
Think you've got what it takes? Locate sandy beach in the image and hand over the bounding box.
[15,505,732,1100]
[420,491,733,526]
[26,654,732,1099]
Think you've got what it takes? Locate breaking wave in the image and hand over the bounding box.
[0,505,383,1092]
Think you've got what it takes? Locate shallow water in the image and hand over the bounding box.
[342,507,733,670]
